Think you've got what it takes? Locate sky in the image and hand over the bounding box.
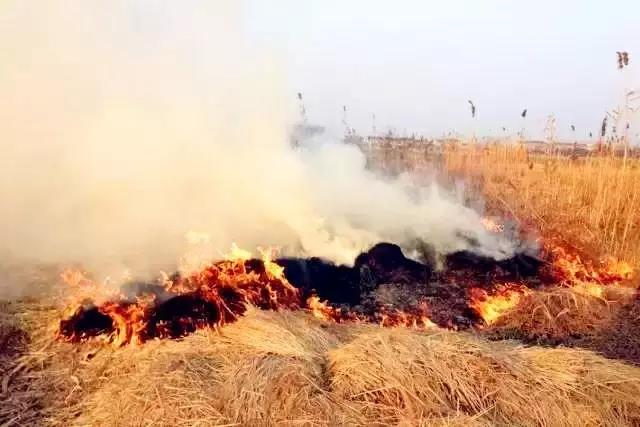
[245,0,640,140]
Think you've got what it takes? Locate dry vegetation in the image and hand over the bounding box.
[364,142,640,266]
[3,143,640,426]
[443,144,640,266]
[3,305,640,427]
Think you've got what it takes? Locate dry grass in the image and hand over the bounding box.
[485,285,636,344]
[331,326,640,426]
[441,144,640,266]
[3,143,640,426]
[490,286,635,344]
[4,305,640,426]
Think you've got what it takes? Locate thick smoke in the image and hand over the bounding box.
[0,1,517,280]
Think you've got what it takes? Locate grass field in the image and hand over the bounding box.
[443,144,640,267]
[3,303,640,426]
[2,142,640,426]
[363,141,640,266]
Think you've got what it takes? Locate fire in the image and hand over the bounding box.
[548,244,635,292]
[59,268,118,305]
[603,258,635,282]
[466,242,635,325]
[573,282,605,299]
[226,243,253,261]
[58,245,301,346]
[306,295,437,330]
[306,295,336,321]
[480,217,505,233]
[258,247,287,281]
[377,307,438,329]
[57,231,634,347]
[59,241,445,347]
[469,284,529,325]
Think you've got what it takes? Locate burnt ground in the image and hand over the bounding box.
[8,241,640,367]
[587,298,640,364]
[278,242,544,328]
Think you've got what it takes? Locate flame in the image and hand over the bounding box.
[306,295,437,330]
[603,258,635,281]
[59,268,119,306]
[468,242,635,325]
[306,295,335,321]
[59,245,300,346]
[480,217,505,233]
[226,243,252,261]
[58,230,636,347]
[469,284,529,325]
[59,243,443,347]
[377,308,438,329]
[573,282,605,299]
[549,244,635,288]
[258,247,286,281]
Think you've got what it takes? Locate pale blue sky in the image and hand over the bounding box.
[245,0,639,140]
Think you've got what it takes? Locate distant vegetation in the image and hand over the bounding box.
[360,140,640,266]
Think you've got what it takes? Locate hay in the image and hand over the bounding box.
[329,327,640,426]
[486,285,635,344]
[4,305,640,426]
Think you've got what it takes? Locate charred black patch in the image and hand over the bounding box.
[355,242,431,284]
[59,305,114,340]
[276,257,360,304]
[244,258,266,275]
[445,251,543,280]
[278,243,432,305]
[146,294,219,339]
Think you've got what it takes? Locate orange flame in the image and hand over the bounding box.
[469,284,529,325]
[306,295,437,330]
[548,244,635,292]
[306,295,336,321]
[59,245,301,346]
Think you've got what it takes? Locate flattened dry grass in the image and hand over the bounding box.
[330,327,640,426]
[486,285,636,344]
[4,306,640,426]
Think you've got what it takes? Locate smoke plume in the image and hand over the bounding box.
[0,1,518,281]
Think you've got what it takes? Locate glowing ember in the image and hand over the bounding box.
[306,295,437,329]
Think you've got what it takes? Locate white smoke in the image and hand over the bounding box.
[0,1,517,280]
